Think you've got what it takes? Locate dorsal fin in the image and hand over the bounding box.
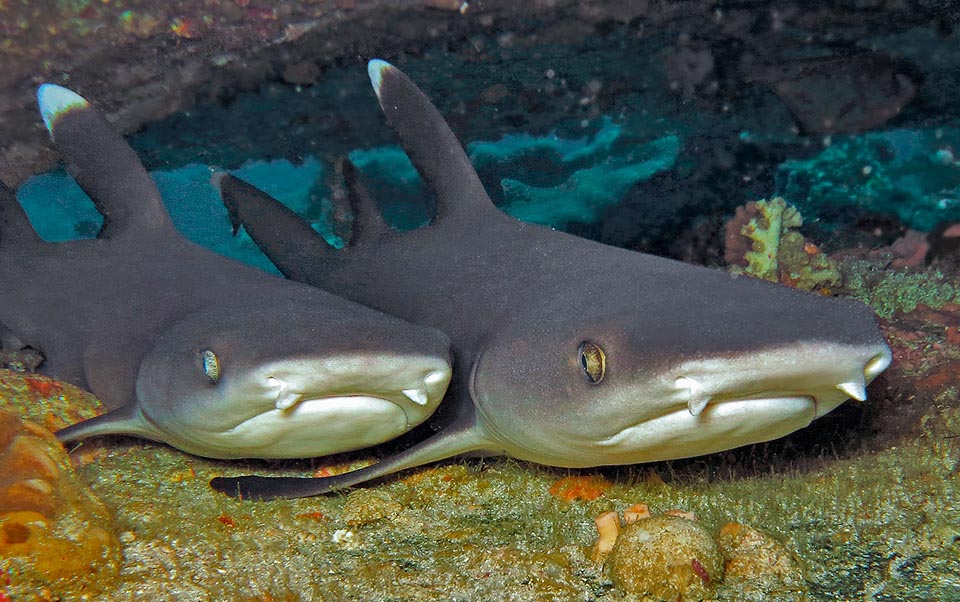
[214,173,334,283]
[0,182,43,249]
[367,59,499,227]
[37,84,174,239]
[339,157,390,245]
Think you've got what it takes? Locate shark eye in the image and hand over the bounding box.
[578,341,606,384]
[201,349,221,383]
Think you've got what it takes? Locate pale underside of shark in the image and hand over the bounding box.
[0,84,452,460]
[211,59,892,500]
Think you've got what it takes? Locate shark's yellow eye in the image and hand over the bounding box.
[201,349,220,383]
[578,341,605,384]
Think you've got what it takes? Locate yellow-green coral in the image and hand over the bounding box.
[732,197,841,292]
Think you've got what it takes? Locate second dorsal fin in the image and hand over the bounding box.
[37,85,174,240]
[215,173,335,283]
[338,157,390,245]
[367,59,499,228]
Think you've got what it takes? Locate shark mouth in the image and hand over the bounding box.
[671,346,892,418]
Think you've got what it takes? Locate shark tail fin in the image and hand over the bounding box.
[37,84,173,240]
[210,421,488,501]
[367,59,499,228]
[213,173,335,283]
[0,182,43,250]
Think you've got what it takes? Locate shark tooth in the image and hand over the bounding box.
[275,390,301,411]
[676,376,710,416]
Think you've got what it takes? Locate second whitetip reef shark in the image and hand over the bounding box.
[212,59,893,500]
[0,84,453,460]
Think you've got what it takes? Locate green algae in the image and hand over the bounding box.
[840,259,960,319]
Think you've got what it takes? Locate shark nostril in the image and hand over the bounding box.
[424,370,446,387]
[864,350,892,379]
[267,376,281,388]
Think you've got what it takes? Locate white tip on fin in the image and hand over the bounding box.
[836,380,867,402]
[367,59,393,98]
[37,84,89,134]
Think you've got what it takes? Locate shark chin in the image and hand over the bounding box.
[158,395,414,459]
[533,396,820,468]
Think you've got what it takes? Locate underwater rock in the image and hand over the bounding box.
[664,43,718,99]
[742,53,917,134]
[0,347,43,373]
[717,522,806,599]
[724,197,841,291]
[889,229,931,268]
[927,221,960,266]
[0,370,102,433]
[342,488,404,527]
[606,515,721,601]
[0,409,120,597]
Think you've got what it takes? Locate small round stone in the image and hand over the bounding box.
[717,522,805,593]
[606,515,722,601]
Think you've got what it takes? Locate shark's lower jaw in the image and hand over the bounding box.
[167,396,413,459]
[602,394,820,461]
[510,395,819,468]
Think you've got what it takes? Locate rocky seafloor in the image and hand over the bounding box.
[2,1,960,600]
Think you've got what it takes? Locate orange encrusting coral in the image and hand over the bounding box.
[0,409,120,593]
[548,475,611,502]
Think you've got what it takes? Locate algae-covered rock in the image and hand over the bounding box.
[0,369,103,432]
[717,522,806,601]
[0,409,120,599]
[606,515,722,601]
[342,488,404,526]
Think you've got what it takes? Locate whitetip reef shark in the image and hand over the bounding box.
[0,84,453,460]
[211,59,892,500]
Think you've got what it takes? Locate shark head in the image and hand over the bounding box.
[469,242,891,467]
[133,296,452,459]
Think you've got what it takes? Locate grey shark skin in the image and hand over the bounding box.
[211,59,892,500]
[0,84,453,460]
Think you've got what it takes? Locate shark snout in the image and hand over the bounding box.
[671,341,892,418]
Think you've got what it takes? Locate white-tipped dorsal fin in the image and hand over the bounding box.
[36,84,174,240]
[366,59,500,228]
